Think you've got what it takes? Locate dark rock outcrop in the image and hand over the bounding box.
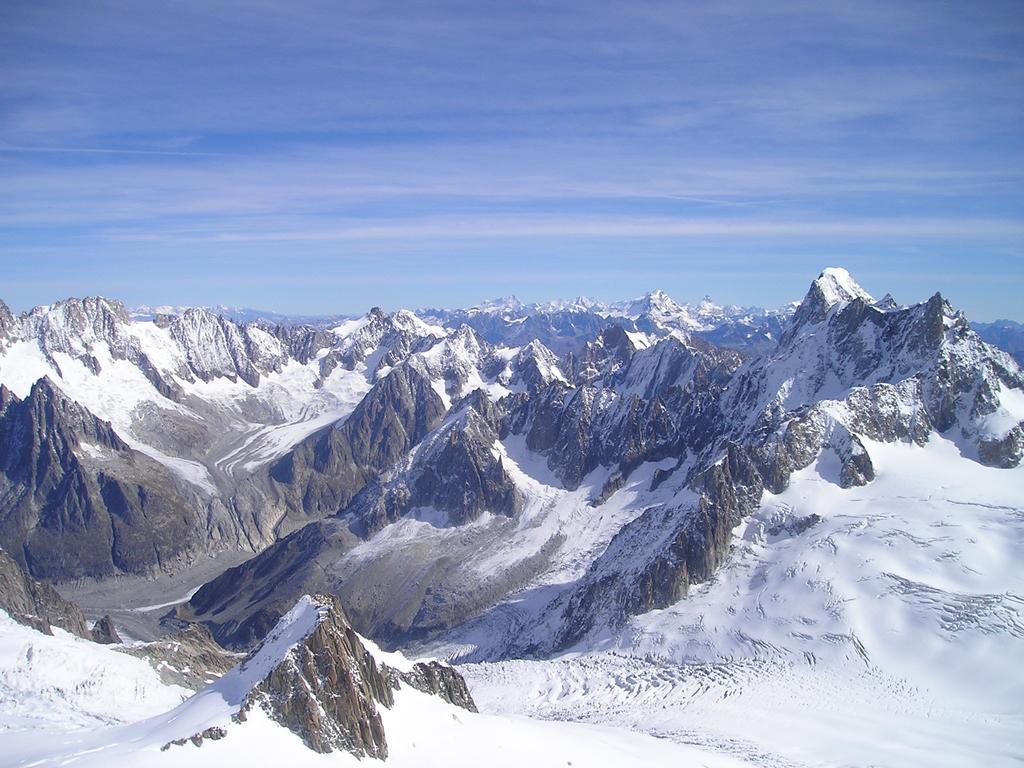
[554,444,765,649]
[183,518,356,650]
[258,360,448,521]
[0,547,91,639]
[348,401,523,537]
[978,423,1024,468]
[242,594,393,756]
[0,300,14,339]
[511,335,739,489]
[393,660,477,711]
[0,378,224,581]
[196,594,476,759]
[90,614,122,644]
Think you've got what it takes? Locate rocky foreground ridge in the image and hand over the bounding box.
[0,557,478,761]
[159,593,475,759]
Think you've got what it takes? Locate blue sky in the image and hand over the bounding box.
[1,1,1022,318]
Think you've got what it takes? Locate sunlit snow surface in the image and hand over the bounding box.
[0,600,748,768]
[0,612,191,731]
[0,440,1020,766]
[462,435,1024,768]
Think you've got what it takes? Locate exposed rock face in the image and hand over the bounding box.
[393,660,477,712]
[161,726,228,751]
[422,291,794,357]
[0,547,91,639]
[260,360,448,521]
[0,300,14,339]
[722,274,1024,465]
[0,378,230,581]
[182,519,354,650]
[553,444,765,650]
[17,297,184,399]
[507,340,567,392]
[122,623,239,689]
[169,308,282,387]
[978,424,1024,468]
[317,308,441,379]
[243,594,393,756]
[347,399,523,536]
[833,428,875,488]
[424,303,617,357]
[90,614,122,644]
[512,335,740,489]
[164,594,477,759]
[572,325,642,383]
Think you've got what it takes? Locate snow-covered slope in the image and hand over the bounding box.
[0,598,751,768]
[461,434,1024,768]
[0,609,190,731]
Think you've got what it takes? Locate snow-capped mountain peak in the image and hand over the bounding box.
[787,267,876,333]
[811,266,874,309]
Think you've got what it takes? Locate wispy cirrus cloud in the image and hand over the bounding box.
[96,215,1024,245]
[0,0,1021,316]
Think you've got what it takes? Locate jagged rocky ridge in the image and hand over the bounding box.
[0,299,449,580]
[161,593,475,759]
[182,269,1024,654]
[183,325,743,649]
[420,291,793,355]
[0,377,236,580]
[1,272,1021,661]
[540,269,1024,650]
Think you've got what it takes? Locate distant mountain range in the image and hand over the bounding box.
[971,318,1024,366]
[128,295,1024,365]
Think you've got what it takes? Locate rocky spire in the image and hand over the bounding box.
[241,594,393,757]
[90,615,122,644]
[165,594,476,759]
[0,299,14,339]
[788,267,875,332]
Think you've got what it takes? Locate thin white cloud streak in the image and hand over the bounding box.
[1,142,1020,228]
[2,1,1020,145]
[99,215,1024,244]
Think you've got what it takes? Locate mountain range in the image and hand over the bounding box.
[0,268,1021,767]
